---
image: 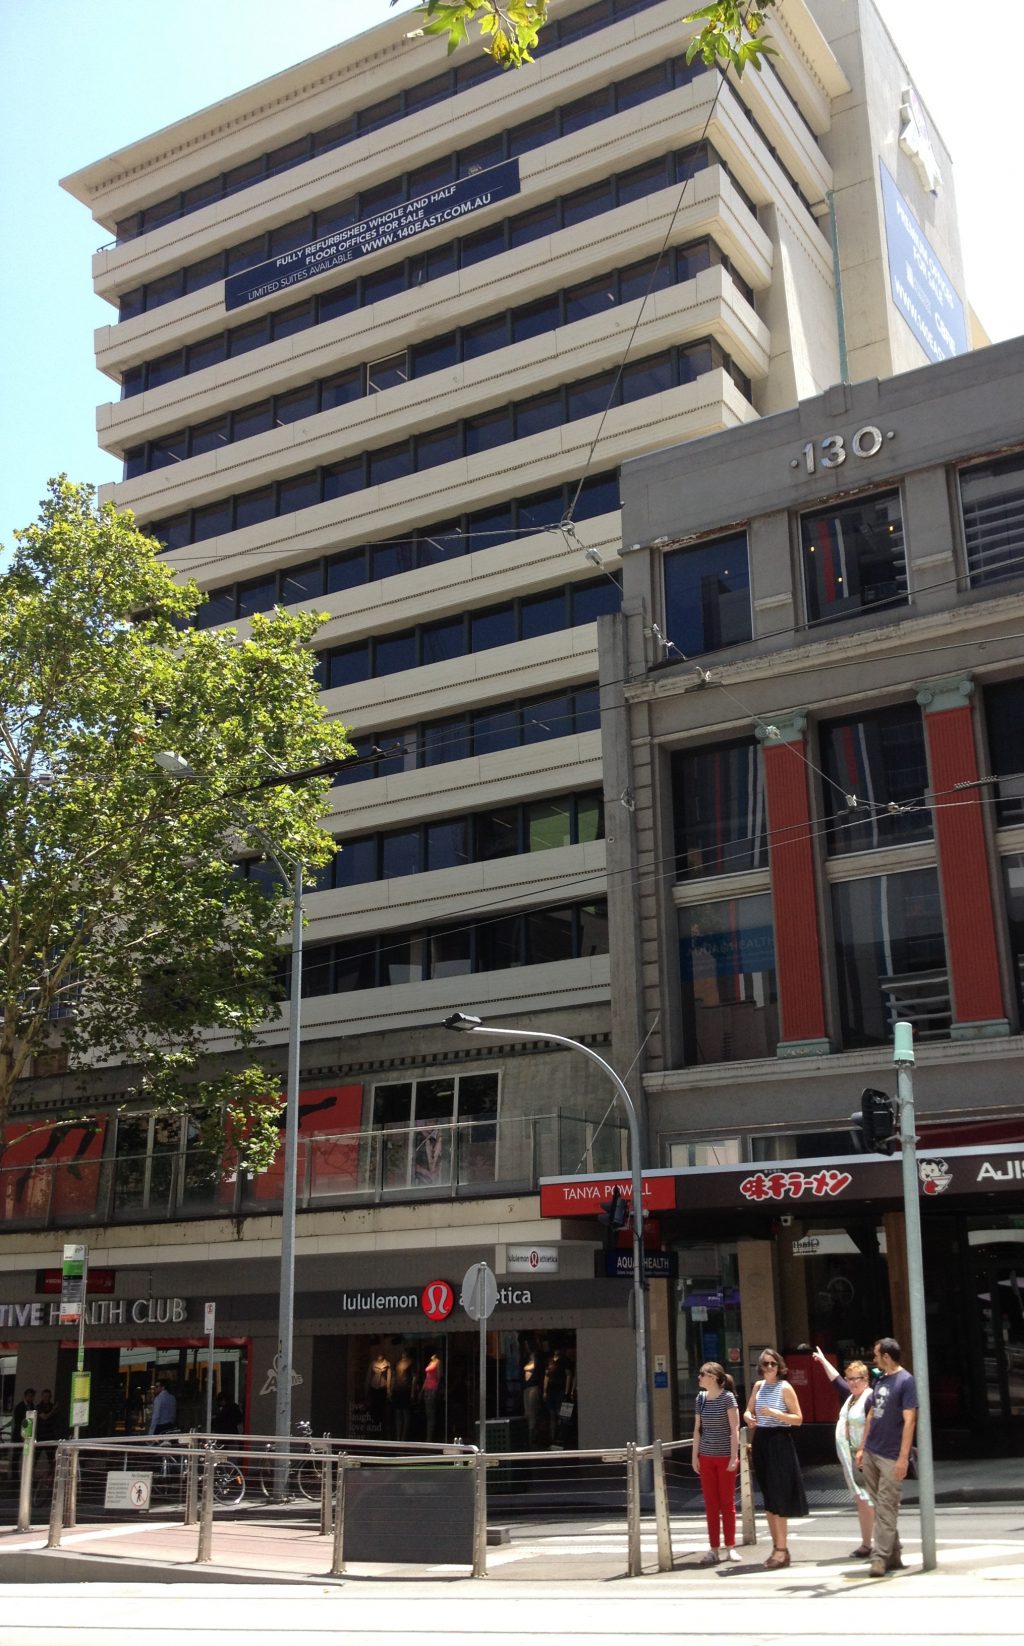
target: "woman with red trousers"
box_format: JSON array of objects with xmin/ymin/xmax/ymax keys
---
[{"xmin": 691, "ymin": 1361, "xmax": 742, "ymax": 1565}]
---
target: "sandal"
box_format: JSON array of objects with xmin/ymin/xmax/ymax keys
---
[{"xmin": 764, "ymin": 1547, "xmax": 791, "ymax": 1568}]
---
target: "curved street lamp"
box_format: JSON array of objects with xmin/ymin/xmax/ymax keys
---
[{"xmin": 445, "ymin": 1013, "xmax": 651, "ymax": 1454}]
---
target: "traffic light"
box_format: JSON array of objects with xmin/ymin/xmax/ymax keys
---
[
  {"xmin": 597, "ymin": 1187, "xmax": 628, "ymax": 1249},
  {"xmin": 857, "ymin": 1088, "xmax": 898, "ymax": 1154}
]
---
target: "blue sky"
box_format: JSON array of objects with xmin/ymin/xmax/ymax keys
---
[{"xmin": 0, "ymin": 0, "xmax": 1017, "ymax": 551}]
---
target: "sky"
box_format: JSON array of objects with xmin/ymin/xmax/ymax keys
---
[{"xmin": 0, "ymin": 0, "xmax": 1018, "ymax": 551}]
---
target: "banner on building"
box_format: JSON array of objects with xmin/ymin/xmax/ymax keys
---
[{"xmin": 225, "ymin": 159, "xmax": 522, "ymax": 311}]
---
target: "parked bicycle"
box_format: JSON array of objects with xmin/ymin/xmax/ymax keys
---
[
  {"xmin": 151, "ymin": 1436, "xmax": 246, "ymax": 1507},
  {"xmin": 256, "ymin": 1420, "xmax": 328, "ymax": 1500}
]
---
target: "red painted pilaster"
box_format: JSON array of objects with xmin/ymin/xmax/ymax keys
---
[
  {"xmin": 918, "ymin": 680, "xmax": 1006, "ymax": 1032},
  {"xmin": 758, "ymin": 716, "xmax": 829, "ymax": 1051}
]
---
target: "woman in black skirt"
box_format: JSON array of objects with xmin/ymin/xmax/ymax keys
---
[{"xmin": 743, "ymin": 1348, "xmax": 807, "ymax": 1568}]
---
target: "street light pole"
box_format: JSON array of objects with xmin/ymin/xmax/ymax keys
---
[
  {"xmin": 445, "ymin": 1014, "xmax": 651, "ymax": 1454},
  {"xmin": 893, "ymin": 1021, "xmax": 937, "ymax": 1570}
]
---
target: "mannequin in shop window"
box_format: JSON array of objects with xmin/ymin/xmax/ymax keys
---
[
  {"xmin": 392, "ymin": 1349, "xmax": 417, "ymax": 1443},
  {"xmin": 421, "ymin": 1351, "xmax": 443, "ymax": 1442},
  {"xmin": 365, "ymin": 1349, "xmax": 393, "ymax": 1435},
  {"xmin": 522, "ymin": 1346, "xmax": 546, "ymax": 1448}
]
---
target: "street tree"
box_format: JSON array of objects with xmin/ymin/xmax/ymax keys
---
[
  {"xmin": 394, "ymin": 1, "xmax": 778, "ymax": 73},
  {"xmin": 0, "ymin": 478, "xmax": 351, "ymax": 1167}
]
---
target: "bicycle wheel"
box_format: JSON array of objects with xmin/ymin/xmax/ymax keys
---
[
  {"xmin": 256, "ymin": 1452, "xmax": 275, "ymax": 1498},
  {"xmin": 213, "ymin": 1460, "xmax": 246, "ymax": 1506},
  {"xmin": 296, "ymin": 1458, "xmax": 322, "ymax": 1501}
]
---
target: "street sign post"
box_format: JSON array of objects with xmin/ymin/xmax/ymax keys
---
[
  {"xmin": 460, "ymin": 1263, "xmax": 498, "ymax": 1450},
  {"xmin": 204, "ymin": 1302, "xmax": 216, "ymax": 1434}
]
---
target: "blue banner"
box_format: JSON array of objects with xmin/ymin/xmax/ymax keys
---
[
  {"xmin": 225, "ymin": 158, "xmax": 522, "ymax": 312},
  {"xmin": 880, "ymin": 162, "xmax": 967, "ymax": 363}
]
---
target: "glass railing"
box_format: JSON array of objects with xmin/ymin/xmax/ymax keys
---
[{"xmin": 0, "ymin": 1112, "xmax": 627, "ymax": 1228}]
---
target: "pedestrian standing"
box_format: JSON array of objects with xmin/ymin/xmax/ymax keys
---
[
  {"xmin": 855, "ymin": 1336, "xmax": 918, "ymax": 1577},
  {"xmin": 148, "ymin": 1377, "xmax": 178, "ymax": 1435},
  {"xmin": 813, "ymin": 1347, "xmax": 875, "ymax": 1557},
  {"xmin": 743, "ymin": 1348, "xmax": 807, "ymax": 1568},
  {"xmin": 691, "ymin": 1362, "xmax": 742, "ymax": 1564}
]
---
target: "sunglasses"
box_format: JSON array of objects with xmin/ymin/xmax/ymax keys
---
[{"xmin": 759, "ymin": 1358, "xmax": 779, "ymax": 1367}]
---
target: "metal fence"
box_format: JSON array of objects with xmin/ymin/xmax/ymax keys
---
[{"xmin": 5, "ymin": 1427, "xmax": 759, "ymax": 1580}]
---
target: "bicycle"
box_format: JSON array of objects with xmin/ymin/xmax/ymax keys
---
[
  {"xmin": 256, "ymin": 1420, "xmax": 328, "ymax": 1500},
  {"xmin": 149, "ymin": 1436, "xmax": 246, "ymax": 1507}
]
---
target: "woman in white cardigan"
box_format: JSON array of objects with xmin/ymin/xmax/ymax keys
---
[{"xmin": 813, "ymin": 1346, "xmax": 875, "ymax": 1558}]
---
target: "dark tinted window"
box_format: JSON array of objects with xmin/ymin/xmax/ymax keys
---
[
  {"xmin": 329, "ymin": 643, "xmax": 370, "ymax": 689},
  {"xmin": 471, "ymin": 604, "xmax": 515, "ymax": 651},
  {"xmin": 819, "ymin": 704, "xmax": 931, "ymax": 855},
  {"xmin": 375, "ymin": 631, "xmax": 417, "ymax": 676},
  {"xmin": 233, "ymin": 488, "xmax": 275, "ymax": 531},
  {"xmin": 237, "ymin": 574, "xmax": 278, "ymax": 617},
  {"xmin": 381, "ymin": 829, "xmax": 422, "ymax": 879},
  {"xmin": 663, "ymin": 531, "xmax": 751, "ymax": 656},
  {"xmin": 801, "ymin": 490, "xmax": 907, "ymax": 623},
  {"xmin": 278, "ymin": 471, "xmax": 321, "ymax": 514},
  {"xmin": 515, "ymin": 391, "xmax": 562, "ymax": 441},
  {"xmin": 474, "ymin": 706, "xmax": 519, "ymax": 755},
  {"xmin": 274, "ymin": 385, "xmax": 319, "ymax": 425},
  {"xmin": 231, "ymin": 401, "xmax": 274, "ymax": 442},
  {"xmin": 672, "ymin": 740, "xmax": 767, "ymax": 879}
]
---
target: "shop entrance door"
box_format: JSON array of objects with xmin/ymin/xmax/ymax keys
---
[{"xmin": 973, "ymin": 1259, "xmax": 1024, "ymax": 1426}]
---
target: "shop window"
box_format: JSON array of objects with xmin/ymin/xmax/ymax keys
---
[
  {"xmin": 960, "ymin": 449, "xmax": 1024, "ymax": 586},
  {"xmin": 672, "ymin": 739, "xmax": 766, "ymax": 879},
  {"xmin": 819, "ymin": 703, "xmax": 931, "ymax": 855},
  {"xmin": 831, "ymin": 868, "xmax": 950, "ymax": 1048},
  {"xmin": 984, "ymin": 678, "xmax": 1024, "ymax": 825},
  {"xmin": 663, "ymin": 530, "xmax": 752, "ymax": 657},
  {"xmin": 801, "ymin": 490, "xmax": 908, "ymax": 623},
  {"xmin": 679, "ymin": 893, "xmax": 779, "ymax": 1063}
]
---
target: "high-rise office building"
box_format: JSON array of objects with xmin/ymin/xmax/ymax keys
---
[{"xmin": 1, "ymin": 0, "xmax": 974, "ymax": 1447}]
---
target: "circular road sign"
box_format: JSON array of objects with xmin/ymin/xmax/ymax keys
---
[{"xmin": 460, "ymin": 1262, "xmax": 498, "ymax": 1322}]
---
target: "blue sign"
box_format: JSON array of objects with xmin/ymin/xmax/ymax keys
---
[
  {"xmin": 880, "ymin": 162, "xmax": 967, "ymax": 363},
  {"xmin": 654, "ymin": 1370, "xmax": 669, "ymax": 1389},
  {"xmin": 679, "ymin": 924, "xmax": 774, "ymax": 981},
  {"xmin": 225, "ymin": 158, "xmax": 522, "ymax": 311},
  {"xmin": 603, "ymin": 1251, "xmax": 679, "ymax": 1280}
]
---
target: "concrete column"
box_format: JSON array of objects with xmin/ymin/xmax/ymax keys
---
[
  {"xmin": 917, "ymin": 676, "xmax": 1009, "ymax": 1040},
  {"xmin": 737, "ymin": 1239, "xmax": 778, "ymax": 1384},
  {"xmin": 756, "ymin": 712, "xmax": 830, "ymax": 1057}
]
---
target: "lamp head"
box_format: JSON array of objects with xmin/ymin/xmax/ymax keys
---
[
  {"xmin": 154, "ymin": 750, "xmax": 197, "ymax": 779},
  {"xmin": 444, "ymin": 1012, "xmax": 483, "ymax": 1032}
]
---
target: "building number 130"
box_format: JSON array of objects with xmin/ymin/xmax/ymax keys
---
[{"xmin": 798, "ymin": 425, "xmax": 887, "ymax": 473}]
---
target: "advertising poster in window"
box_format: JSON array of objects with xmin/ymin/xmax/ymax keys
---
[
  {"xmin": 246, "ymin": 1084, "xmax": 364, "ymax": 1203},
  {"xmin": 0, "ymin": 1119, "xmax": 108, "ymax": 1223}
]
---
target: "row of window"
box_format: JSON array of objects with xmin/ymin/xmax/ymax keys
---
[
  {"xmin": 334, "ymin": 686, "xmax": 601, "ymax": 786},
  {"xmin": 113, "ymin": 0, "xmax": 666, "ymax": 243},
  {"xmin": 672, "ymin": 701, "xmax": 931, "ymax": 882},
  {"xmin": 124, "ymin": 238, "xmax": 748, "ymax": 477},
  {"xmin": 312, "ymin": 577, "xmax": 620, "ymax": 692},
  {"xmin": 192, "ymin": 473, "xmax": 618, "ymax": 628},
  {"xmin": 121, "ymin": 138, "xmax": 735, "ymax": 397},
  {"xmin": 148, "ymin": 340, "xmax": 741, "ymax": 550},
  {"xmin": 293, "ymin": 898, "xmax": 609, "ymax": 998},
  {"xmin": 117, "ymin": 55, "xmax": 712, "ymax": 324},
  {"xmin": 660, "ymin": 450, "xmax": 1024, "ymax": 658},
  {"xmin": 676, "ymin": 676, "xmax": 1024, "ymax": 887},
  {"xmin": 243, "ymin": 791, "xmax": 604, "ymax": 895},
  {"xmin": 678, "ymin": 867, "xmax": 951, "ymax": 1059}
]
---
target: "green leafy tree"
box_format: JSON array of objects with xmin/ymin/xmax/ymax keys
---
[
  {"xmin": 0, "ymin": 479, "xmax": 351, "ymax": 1167},
  {"xmin": 394, "ymin": 0, "xmax": 778, "ymax": 74}
]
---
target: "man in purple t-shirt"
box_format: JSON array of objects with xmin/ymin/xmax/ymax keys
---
[{"xmin": 855, "ymin": 1337, "xmax": 918, "ymax": 1577}]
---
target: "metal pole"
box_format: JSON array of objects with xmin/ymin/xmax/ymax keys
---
[
  {"xmin": 625, "ymin": 1441, "xmax": 642, "ymax": 1576},
  {"xmin": 196, "ymin": 1448, "xmax": 215, "ymax": 1564},
  {"xmin": 204, "ymin": 1313, "xmax": 215, "ymax": 1439},
  {"xmin": 66, "ymin": 1440, "xmax": 79, "ymax": 1528},
  {"xmin": 329, "ymin": 1455, "xmax": 348, "ymax": 1575},
  {"xmin": 184, "ymin": 1442, "xmax": 199, "ymax": 1526},
  {"xmin": 274, "ymin": 855, "xmax": 304, "ymax": 1489},
  {"xmin": 447, "ymin": 1023, "xmax": 650, "ymax": 1455},
  {"xmin": 477, "ymin": 1263, "xmax": 487, "ymax": 1452},
  {"xmin": 893, "ymin": 1021, "xmax": 936, "ymax": 1571},
  {"xmin": 16, "ymin": 1418, "xmax": 35, "ymax": 1532},
  {"xmin": 320, "ymin": 1451, "xmax": 334, "ymax": 1538},
  {"xmin": 46, "ymin": 1444, "xmax": 68, "ymax": 1549},
  {"xmin": 471, "ymin": 1450, "xmax": 488, "ymax": 1578},
  {"xmin": 651, "ymin": 1438, "xmax": 673, "ymax": 1571},
  {"xmin": 739, "ymin": 1431, "xmax": 756, "ymax": 1546}
]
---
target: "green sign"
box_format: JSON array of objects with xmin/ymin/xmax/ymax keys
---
[{"xmin": 71, "ymin": 1369, "xmax": 91, "ymax": 1428}]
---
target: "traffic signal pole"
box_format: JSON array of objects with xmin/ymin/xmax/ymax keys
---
[{"xmin": 893, "ymin": 1022, "xmax": 936, "ymax": 1571}]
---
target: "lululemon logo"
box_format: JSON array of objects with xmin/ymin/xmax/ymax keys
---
[{"xmin": 421, "ymin": 1280, "xmax": 454, "ymax": 1321}]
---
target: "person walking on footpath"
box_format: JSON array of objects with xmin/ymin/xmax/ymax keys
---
[
  {"xmin": 691, "ymin": 1361, "xmax": 742, "ymax": 1564},
  {"xmin": 812, "ymin": 1346, "xmax": 875, "ymax": 1557},
  {"xmin": 855, "ymin": 1336, "xmax": 918, "ymax": 1578},
  {"xmin": 148, "ymin": 1377, "xmax": 178, "ymax": 1435},
  {"xmin": 743, "ymin": 1348, "xmax": 807, "ymax": 1568}
]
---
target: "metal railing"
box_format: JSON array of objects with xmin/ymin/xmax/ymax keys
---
[
  {"xmin": 0, "ymin": 1112, "xmax": 627, "ymax": 1229},
  {"xmin": 12, "ymin": 1427, "xmax": 758, "ymax": 1581}
]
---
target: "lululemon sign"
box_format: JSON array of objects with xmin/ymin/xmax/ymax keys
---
[{"xmin": 421, "ymin": 1280, "xmax": 454, "ymax": 1321}]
